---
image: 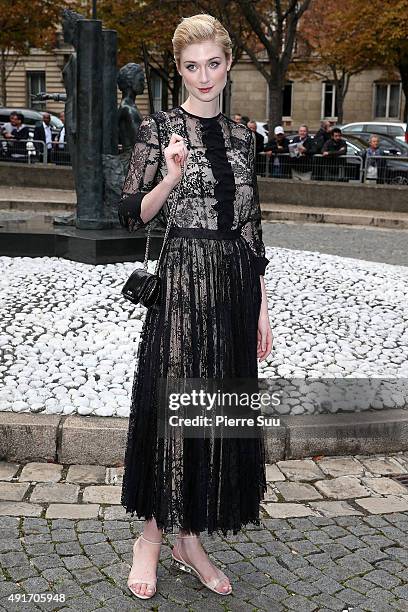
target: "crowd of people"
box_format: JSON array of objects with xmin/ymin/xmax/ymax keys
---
[
  {"xmin": 1, "ymin": 109, "xmax": 391, "ymax": 184},
  {"xmin": 233, "ymin": 113, "xmax": 352, "ymax": 181},
  {"xmin": 0, "ymin": 110, "xmax": 69, "ymax": 164}
]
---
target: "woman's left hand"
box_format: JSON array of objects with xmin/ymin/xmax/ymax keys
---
[{"xmin": 257, "ymin": 313, "xmax": 273, "ymax": 361}]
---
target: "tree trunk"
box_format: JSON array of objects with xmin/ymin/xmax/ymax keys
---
[
  {"xmin": 0, "ymin": 49, "xmax": 7, "ymax": 106},
  {"xmin": 161, "ymin": 54, "xmax": 169, "ymax": 110},
  {"xmin": 398, "ymin": 55, "xmax": 408, "ymax": 123},
  {"xmin": 224, "ymin": 70, "xmax": 232, "ymax": 117},
  {"xmin": 268, "ymin": 78, "xmax": 284, "ymax": 133},
  {"xmin": 172, "ymin": 69, "xmax": 181, "ymax": 108},
  {"xmin": 337, "ymin": 92, "xmax": 344, "ymax": 124}
]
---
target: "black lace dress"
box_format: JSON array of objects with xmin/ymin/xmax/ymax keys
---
[{"xmin": 118, "ymin": 105, "xmax": 270, "ymax": 536}]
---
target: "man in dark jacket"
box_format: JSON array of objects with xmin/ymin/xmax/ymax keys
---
[
  {"xmin": 2, "ymin": 112, "xmax": 30, "ymax": 162},
  {"xmin": 312, "ymin": 120, "xmax": 332, "ymax": 180},
  {"xmin": 290, "ymin": 125, "xmax": 314, "ymax": 180},
  {"xmin": 314, "ymin": 120, "xmax": 332, "ymax": 153},
  {"xmin": 265, "ymin": 126, "xmax": 290, "ymax": 177},
  {"xmin": 248, "ymin": 120, "xmax": 265, "ymax": 175},
  {"xmin": 321, "ymin": 127, "xmax": 347, "ymax": 181},
  {"xmin": 33, "ymin": 112, "xmax": 53, "ymax": 162}
]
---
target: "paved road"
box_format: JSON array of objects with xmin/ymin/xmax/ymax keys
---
[
  {"xmin": 1, "ymin": 455, "xmax": 408, "ymax": 611},
  {"xmin": 262, "ymin": 221, "xmax": 408, "ymax": 267},
  {"xmin": 1, "ymin": 513, "xmax": 408, "ymax": 611}
]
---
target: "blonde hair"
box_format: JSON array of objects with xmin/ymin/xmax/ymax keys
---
[{"xmin": 172, "ymin": 14, "xmax": 232, "ymax": 70}]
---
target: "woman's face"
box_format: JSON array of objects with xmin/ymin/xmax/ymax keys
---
[{"xmin": 178, "ymin": 40, "xmax": 231, "ymax": 103}]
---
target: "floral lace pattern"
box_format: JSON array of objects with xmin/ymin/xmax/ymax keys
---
[{"xmin": 117, "ymin": 106, "xmax": 269, "ymax": 276}]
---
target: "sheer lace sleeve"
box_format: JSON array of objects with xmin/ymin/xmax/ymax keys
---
[
  {"xmin": 240, "ymin": 130, "xmax": 270, "ymax": 276},
  {"xmin": 117, "ymin": 115, "xmax": 161, "ymax": 232}
]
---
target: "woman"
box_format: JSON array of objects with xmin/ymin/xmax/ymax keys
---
[
  {"xmin": 363, "ymin": 134, "xmax": 386, "ymax": 184},
  {"xmin": 118, "ymin": 13, "xmax": 273, "ymax": 600}
]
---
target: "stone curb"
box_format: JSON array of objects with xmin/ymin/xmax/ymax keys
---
[
  {"xmin": 0, "ymin": 410, "xmax": 407, "ymax": 465},
  {"xmin": 257, "ymin": 177, "xmax": 408, "ymax": 212},
  {"xmin": 261, "ymin": 203, "xmax": 408, "ymax": 229},
  {"xmin": 0, "ymin": 200, "xmax": 74, "ymax": 211}
]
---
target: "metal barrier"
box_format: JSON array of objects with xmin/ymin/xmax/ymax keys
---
[
  {"xmin": 51, "ymin": 142, "xmax": 71, "ymax": 166},
  {"xmin": 363, "ymin": 154, "xmax": 408, "ymax": 186},
  {"xmin": 2, "ymin": 137, "xmax": 406, "ymax": 186},
  {"xmin": 256, "ymin": 153, "xmax": 364, "ymax": 183},
  {"xmin": 0, "ymin": 138, "xmax": 71, "ymax": 166},
  {"xmin": 0, "ymin": 138, "xmax": 48, "ymax": 164}
]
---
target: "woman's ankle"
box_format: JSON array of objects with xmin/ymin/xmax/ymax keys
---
[
  {"xmin": 142, "ymin": 518, "xmax": 163, "ymax": 542},
  {"xmin": 177, "ymin": 529, "xmax": 200, "ymax": 539}
]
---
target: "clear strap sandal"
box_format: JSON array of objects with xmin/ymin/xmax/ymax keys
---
[
  {"xmin": 127, "ymin": 533, "xmax": 162, "ymax": 599},
  {"xmin": 171, "ymin": 534, "xmax": 232, "ymax": 596}
]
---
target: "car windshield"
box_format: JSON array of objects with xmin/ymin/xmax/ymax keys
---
[
  {"xmin": 345, "ymin": 131, "xmax": 408, "ymax": 154},
  {"xmin": 343, "ymin": 135, "xmax": 367, "ymax": 151}
]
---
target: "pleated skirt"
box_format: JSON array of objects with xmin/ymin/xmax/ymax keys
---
[{"xmin": 120, "ymin": 227, "xmax": 267, "ymax": 535}]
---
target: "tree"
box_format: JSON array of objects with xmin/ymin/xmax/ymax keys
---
[
  {"xmin": 95, "ymin": 0, "xmax": 182, "ymax": 109},
  {"xmin": 0, "ymin": 0, "xmax": 70, "ymax": 106},
  {"xmin": 363, "ymin": 0, "xmax": 408, "ymax": 122},
  {"xmin": 293, "ymin": 0, "xmax": 374, "ymax": 124}
]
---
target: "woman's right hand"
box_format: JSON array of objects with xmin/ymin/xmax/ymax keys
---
[{"xmin": 164, "ymin": 132, "xmax": 189, "ymax": 185}]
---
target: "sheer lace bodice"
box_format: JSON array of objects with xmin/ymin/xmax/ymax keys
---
[{"xmin": 118, "ymin": 106, "xmax": 269, "ymax": 276}]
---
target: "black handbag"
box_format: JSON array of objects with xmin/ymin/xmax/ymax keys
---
[{"xmin": 121, "ymin": 113, "xmax": 185, "ymax": 310}]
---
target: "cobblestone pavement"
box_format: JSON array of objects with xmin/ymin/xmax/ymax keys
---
[
  {"xmin": 1, "ymin": 453, "xmax": 408, "ymax": 611},
  {"xmin": 262, "ymin": 221, "xmax": 408, "ymax": 267}
]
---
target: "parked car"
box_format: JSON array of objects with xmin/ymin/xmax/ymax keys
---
[
  {"xmin": 341, "ymin": 121, "xmax": 407, "ymax": 144},
  {"xmin": 342, "ymin": 131, "xmax": 408, "ymax": 156},
  {"xmin": 344, "ymin": 134, "xmax": 408, "ymax": 184}
]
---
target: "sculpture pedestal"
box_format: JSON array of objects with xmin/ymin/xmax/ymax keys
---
[{"xmin": 0, "ymin": 214, "xmax": 163, "ymax": 264}]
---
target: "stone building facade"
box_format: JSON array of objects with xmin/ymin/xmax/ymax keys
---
[
  {"xmin": 229, "ymin": 56, "xmax": 406, "ymax": 130},
  {"xmin": 2, "ymin": 47, "xmax": 406, "ymax": 132}
]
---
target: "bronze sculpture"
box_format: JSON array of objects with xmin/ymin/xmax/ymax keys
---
[{"xmin": 117, "ymin": 63, "xmax": 145, "ymax": 156}]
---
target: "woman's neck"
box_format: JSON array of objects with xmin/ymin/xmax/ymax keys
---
[{"xmin": 180, "ymin": 96, "xmax": 221, "ymax": 118}]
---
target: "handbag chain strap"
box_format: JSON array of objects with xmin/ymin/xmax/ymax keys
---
[{"xmin": 143, "ymin": 112, "xmax": 185, "ymax": 274}]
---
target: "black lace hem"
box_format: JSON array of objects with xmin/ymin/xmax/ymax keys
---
[
  {"xmin": 122, "ymin": 507, "xmax": 267, "ymax": 537},
  {"xmin": 200, "ymin": 117, "xmax": 236, "ymax": 231}
]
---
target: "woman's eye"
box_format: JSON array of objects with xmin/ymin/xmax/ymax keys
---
[{"xmin": 186, "ymin": 62, "xmax": 220, "ymax": 71}]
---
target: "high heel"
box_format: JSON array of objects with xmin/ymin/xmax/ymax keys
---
[
  {"xmin": 171, "ymin": 534, "xmax": 232, "ymax": 596},
  {"xmin": 127, "ymin": 533, "xmax": 161, "ymax": 599}
]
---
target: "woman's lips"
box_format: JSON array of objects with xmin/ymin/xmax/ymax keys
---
[{"xmin": 198, "ymin": 86, "xmax": 213, "ymax": 93}]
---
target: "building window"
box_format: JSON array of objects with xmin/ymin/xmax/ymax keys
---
[
  {"xmin": 321, "ymin": 82, "xmax": 338, "ymax": 119},
  {"xmin": 374, "ymin": 83, "xmax": 401, "ymax": 118},
  {"xmin": 151, "ymin": 72, "xmax": 162, "ymax": 112},
  {"xmin": 27, "ymin": 72, "xmax": 46, "ymax": 110}
]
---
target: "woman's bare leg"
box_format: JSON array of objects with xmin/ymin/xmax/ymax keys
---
[
  {"xmin": 173, "ymin": 529, "xmax": 231, "ymax": 594},
  {"xmin": 128, "ymin": 518, "xmax": 163, "ymax": 597}
]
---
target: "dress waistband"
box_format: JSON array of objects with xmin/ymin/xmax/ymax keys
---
[{"xmin": 168, "ymin": 227, "xmax": 241, "ymax": 240}]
